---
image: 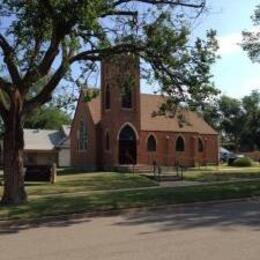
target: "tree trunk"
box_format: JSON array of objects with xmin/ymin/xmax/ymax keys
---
[{"xmin": 1, "ymin": 98, "xmax": 27, "ymax": 205}]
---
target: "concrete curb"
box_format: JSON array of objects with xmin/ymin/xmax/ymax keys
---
[{"xmin": 0, "ymin": 196, "xmax": 258, "ymax": 228}]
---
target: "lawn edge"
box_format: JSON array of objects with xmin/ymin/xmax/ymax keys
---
[{"xmin": 0, "ymin": 196, "xmax": 258, "ymax": 228}]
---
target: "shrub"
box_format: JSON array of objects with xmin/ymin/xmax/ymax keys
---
[
  {"xmin": 228, "ymin": 157, "xmax": 237, "ymax": 166},
  {"xmin": 232, "ymin": 157, "xmax": 253, "ymax": 167}
]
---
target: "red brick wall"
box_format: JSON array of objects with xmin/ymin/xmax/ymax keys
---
[
  {"xmin": 100, "ymin": 54, "xmax": 141, "ymax": 168},
  {"xmin": 138, "ymin": 131, "xmax": 218, "ymax": 167},
  {"xmin": 70, "ymin": 93, "xmax": 97, "ymax": 170}
]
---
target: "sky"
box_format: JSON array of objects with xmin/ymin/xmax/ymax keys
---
[{"xmin": 192, "ymin": 0, "xmax": 260, "ymax": 98}]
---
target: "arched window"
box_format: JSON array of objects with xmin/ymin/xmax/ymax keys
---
[
  {"xmin": 147, "ymin": 135, "xmax": 156, "ymax": 152},
  {"xmin": 121, "ymin": 83, "xmax": 132, "ymax": 108},
  {"xmin": 105, "ymin": 84, "xmax": 111, "ymax": 109},
  {"xmin": 105, "ymin": 132, "xmax": 110, "ymax": 151},
  {"xmin": 198, "ymin": 138, "xmax": 204, "ymax": 152},
  {"xmin": 176, "ymin": 136, "xmax": 185, "ymax": 152},
  {"xmin": 79, "ymin": 120, "xmax": 88, "ymax": 150}
]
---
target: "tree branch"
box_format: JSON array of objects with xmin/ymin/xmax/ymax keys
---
[
  {"xmin": 23, "ymin": 62, "xmax": 67, "ymax": 114},
  {"xmin": 113, "ymin": 0, "xmax": 205, "ymax": 9},
  {"xmin": 70, "ymin": 43, "xmax": 145, "ymax": 63},
  {"xmin": 101, "ymin": 10, "xmax": 138, "ymax": 18},
  {"xmin": 23, "ymin": 3, "xmax": 76, "ymax": 86},
  {"xmin": 0, "ymin": 77, "xmax": 12, "ymax": 95},
  {"xmin": 23, "ymin": 31, "xmax": 61, "ymax": 84},
  {"xmin": 0, "ymin": 34, "xmax": 21, "ymax": 85}
]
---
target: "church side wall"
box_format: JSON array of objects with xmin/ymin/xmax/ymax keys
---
[
  {"xmin": 70, "ymin": 94, "xmax": 97, "ymax": 170},
  {"xmin": 139, "ymin": 131, "xmax": 219, "ymax": 167}
]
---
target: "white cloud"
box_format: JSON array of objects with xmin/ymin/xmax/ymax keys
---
[
  {"xmin": 217, "ymin": 27, "xmax": 260, "ymax": 57},
  {"xmin": 217, "ymin": 33, "xmax": 242, "ymax": 56},
  {"xmin": 220, "ymin": 78, "xmax": 260, "ymax": 99},
  {"xmin": 242, "ymin": 78, "xmax": 260, "ymax": 92}
]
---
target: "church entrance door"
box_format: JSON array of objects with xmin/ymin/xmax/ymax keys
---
[{"xmin": 118, "ymin": 125, "xmax": 137, "ymax": 165}]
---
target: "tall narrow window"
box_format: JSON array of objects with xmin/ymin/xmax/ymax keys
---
[
  {"xmin": 105, "ymin": 132, "xmax": 110, "ymax": 151},
  {"xmin": 147, "ymin": 135, "xmax": 156, "ymax": 152},
  {"xmin": 176, "ymin": 136, "xmax": 185, "ymax": 152},
  {"xmin": 79, "ymin": 120, "xmax": 88, "ymax": 150},
  {"xmin": 198, "ymin": 138, "xmax": 204, "ymax": 152},
  {"xmin": 121, "ymin": 83, "xmax": 132, "ymax": 108},
  {"xmin": 105, "ymin": 84, "xmax": 111, "ymax": 110}
]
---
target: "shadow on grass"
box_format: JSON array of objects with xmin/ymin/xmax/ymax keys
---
[
  {"xmin": 2, "ymin": 181, "xmax": 260, "ymax": 234},
  {"xmin": 57, "ymin": 168, "xmax": 100, "ymax": 176},
  {"xmin": 114, "ymin": 199, "xmax": 260, "ymax": 234},
  {"xmin": 0, "ymin": 215, "xmax": 92, "ymax": 235}
]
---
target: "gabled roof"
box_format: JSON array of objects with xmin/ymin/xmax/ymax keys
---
[
  {"xmin": 61, "ymin": 125, "xmax": 71, "ymax": 137},
  {"xmin": 140, "ymin": 94, "xmax": 217, "ymax": 135},
  {"xmin": 24, "ymin": 126, "xmax": 72, "ymax": 151},
  {"xmin": 88, "ymin": 94, "xmax": 101, "ymax": 125},
  {"xmin": 85, "ymin": 92, "xmax": 217, "ymax": 135},
  {"xmin": 80, "ymin": 88, "xmax": 101, "ymax": 125},
  {"xmin": 24, "ymin": 129, "xmax": 64, "ymax": 151}
]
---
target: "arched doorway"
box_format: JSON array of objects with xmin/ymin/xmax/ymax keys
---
[{"xmin": 118, "ymin": 125, "xmax": 137, "ymax": 165}]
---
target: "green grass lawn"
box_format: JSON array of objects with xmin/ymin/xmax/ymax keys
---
[
  {"xmin": 1, "ymin": 167, "xmax": 260, "ymax": 221},
  {"xmin": 1, "ymin": 180, "xmax": 260, "ymax": 220},
  {"xmin": 183, "ymin": 165, "xmax": 260, "ymax": 182},
  {"xmin": 0, "ymin": 171, "xmax": 158, "ymax": 197}
]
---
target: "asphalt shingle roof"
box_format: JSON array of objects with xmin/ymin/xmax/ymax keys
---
[
  {"xmin": 85, "ymin": 92, "xmax": 218, "ymax": 135},
  {"xmin": 24, "ymin": 129, "xmax": 64, "ymax": 151}
]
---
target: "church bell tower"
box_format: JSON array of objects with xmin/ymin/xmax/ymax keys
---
[{"xmin": 100, "ymin": 54, "xmax": 141, "ymax": 167}]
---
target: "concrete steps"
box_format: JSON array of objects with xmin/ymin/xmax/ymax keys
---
[{"xmin": 115, "ymin": 164, "xmax": 184, "ymax": 182}]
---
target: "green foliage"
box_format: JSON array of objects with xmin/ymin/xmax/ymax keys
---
[
  {"xmin": 2, "ymin": 179, "xmax": 260, "ymax": 220},
  {"xmin": 83, "ymin": 88, "xmax": 99, "ymax": 103},
  {"xmin": 201, "ymin": 90, "xmax": 260, "ymax": 152},
  {"xmin": 24, "ymin": 106, "xmax": 71, "ymax": 130},
  {"xmin": 242, "ymin": 4, "xmax": 260, "ymax": 62},
  {"xmin": 232, "ymin": 157, "xmax": 253, "ymax": 167},
  {"xmin": 240, "ymin": 90, "xmax": 260, "ymax": 150},
  {"xmin": 0, "ymin": 0, "xmax": 217, "ymax": 111}
]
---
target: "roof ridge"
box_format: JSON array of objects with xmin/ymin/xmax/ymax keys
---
[{"xmin": 82, "ymin": 90, "xmax": 217, "ymax": 135}]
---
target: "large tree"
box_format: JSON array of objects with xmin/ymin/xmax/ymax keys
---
[{"xmin": 0, "ymin": 0, "xmax": 218, "ymax": 205}]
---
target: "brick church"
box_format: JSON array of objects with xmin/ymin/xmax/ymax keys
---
[{"xmin": 71, "ymin": 55, "xmax": 219, "ymax": 170}]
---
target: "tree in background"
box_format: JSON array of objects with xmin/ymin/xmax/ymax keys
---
[
  {"xmin": 242, "ymin": 4, "xmax": 260, "ymax": 63},
  {"xmin": 24, "ymin": 105, "xmax": 71, "ymax": 130},
  {"xmin": 218, "ymin": 95, "xmax": 245, "ymax": 152},
  {"xmin": 0, "ymin": 104, "xmax": 72, "ymax": 135},
  {"xmin": 240, "ymin": 91, "xmax": 260, "ymax": 151},
  {"xmin": 0, "ymin": 0, "xmax": 219, "ymax": 205},
  {"xmin": 202, "ymin": 91, "xmax": 260, "ymax": 152},
  {"xmin": 241, "ymin": 3, "xmax": 260, "ymax": 151}
]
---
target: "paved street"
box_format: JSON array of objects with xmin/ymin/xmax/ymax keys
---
[{"xmin": 1, "ymin": 199, "xmax": 260, "ymax": 260}]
